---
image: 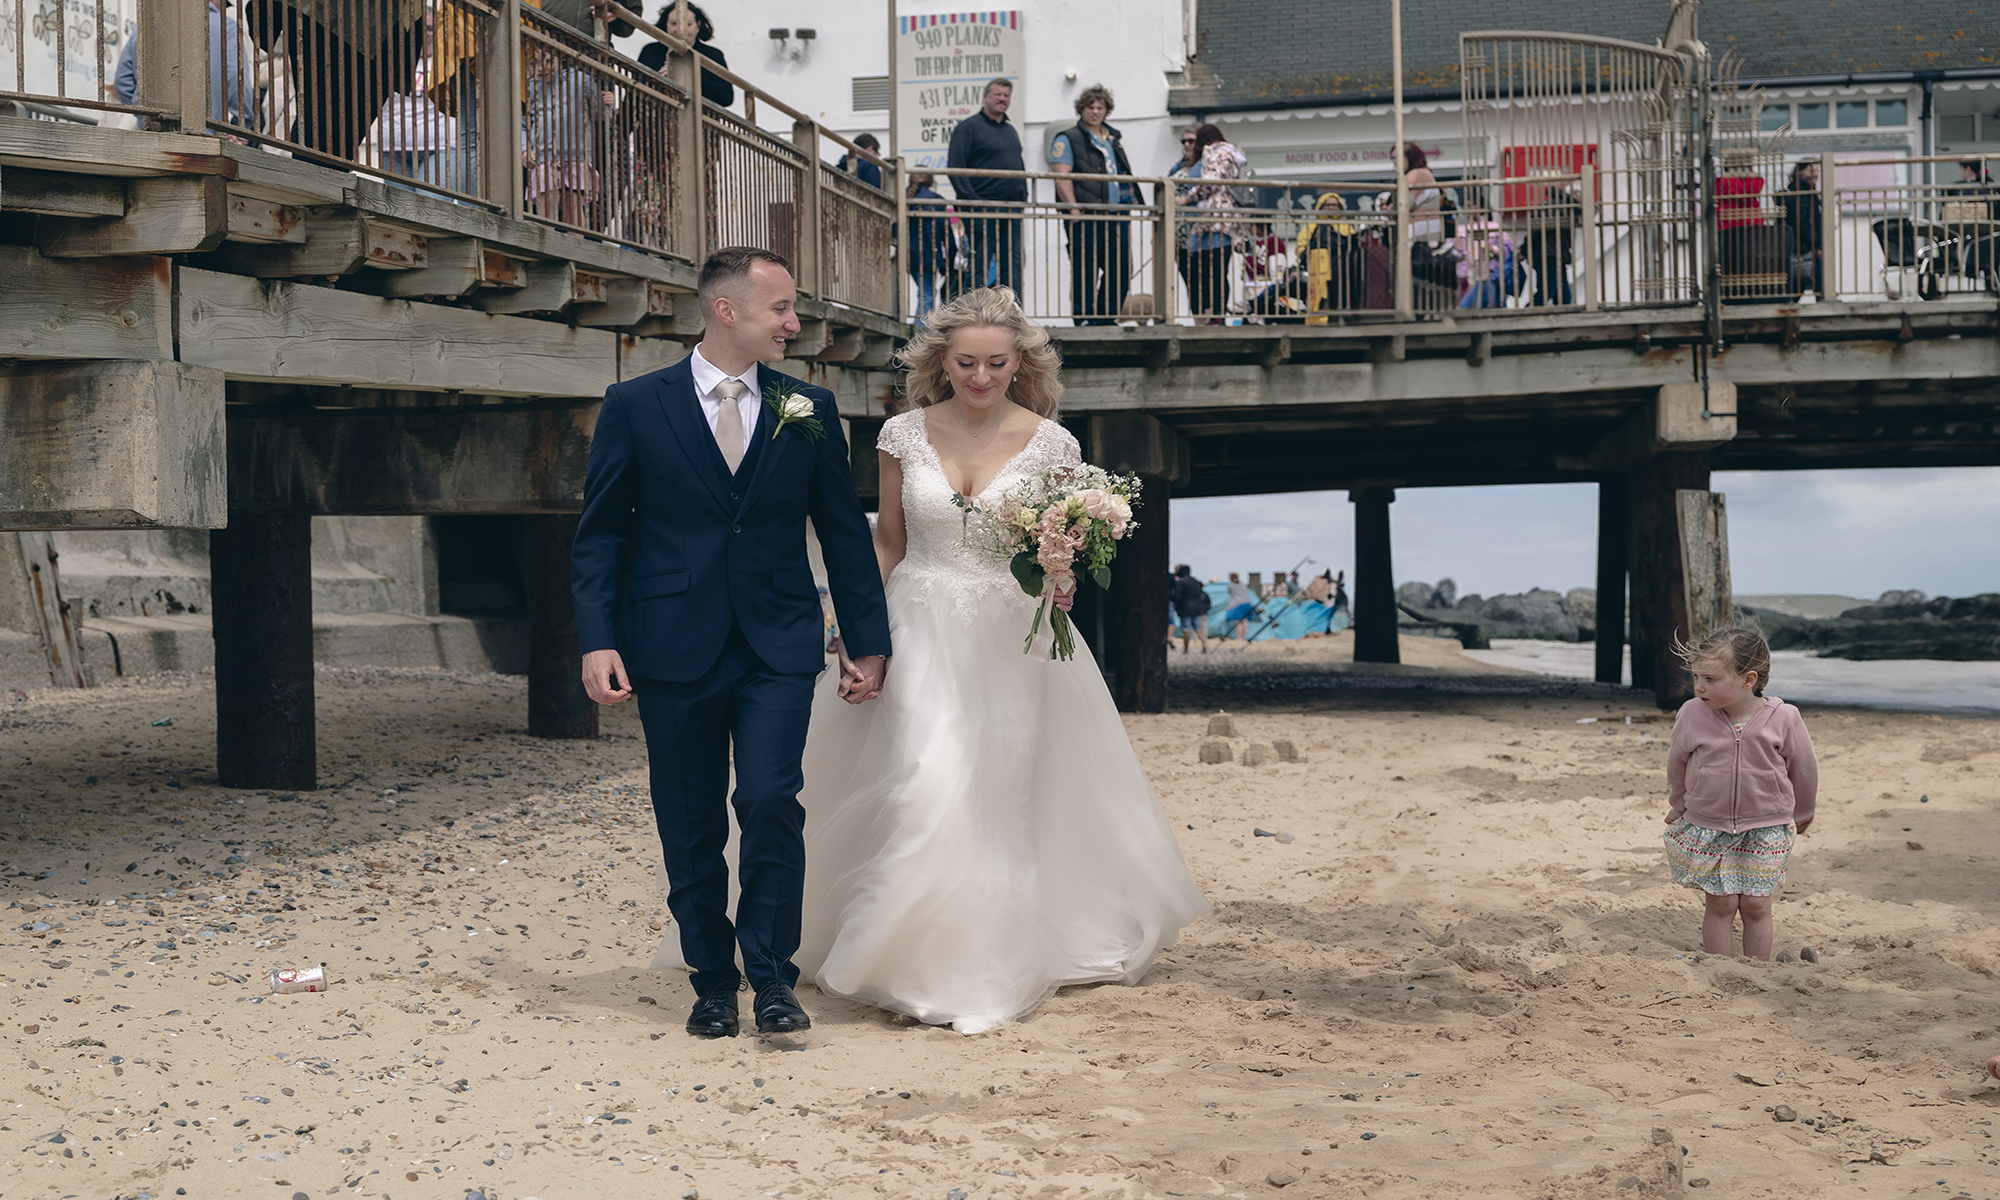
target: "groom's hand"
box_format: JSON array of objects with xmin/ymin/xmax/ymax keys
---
[
  {"xmin": 581, "ymin": 649, "xmax": 634, "ymax": 704},
  {"xmin": 843, "ymin": 655, "xmax": 886, "ymax": 705}
]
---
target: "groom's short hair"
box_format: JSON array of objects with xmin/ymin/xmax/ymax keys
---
[{"xmin": 699, "ymin": 246, "xmax": 794, "ymax": 317}]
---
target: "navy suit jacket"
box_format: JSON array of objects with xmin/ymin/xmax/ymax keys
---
[{"xmin": 571, "ymin": 357, "xmax": 891, "ymax": 683}]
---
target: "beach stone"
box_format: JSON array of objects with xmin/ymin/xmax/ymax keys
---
[
  {"xmin": 1800, "ymin": 946, "xmax": 1820, "ymax": 964},
  {"xmin": 1775, "ymin": 950, "xmax": 1797, "ymax": 963},
  {"xmin": 1267, "ymin": 1166, "xmax": 1302, "ymax": 1188},
  {"xmin": 1772, "ymin": 1105, "xmax": 1797, "ymax": 1122},
  {"xmin": 1242, "ymin": 743, "xmax": 1274, "ymax": 767},
  {"xmin": 1198, "ymin": 739, "xmax": 1233, "ymax": 764},
  {"xmin": 1688, "ymin": 1179, "xmax": 1710, "ymax": 1189},
  {"xmin": 1906, "ymin": 841, "xmax": 1924, "ymax": 850},
  {"xmin": 1206, "ymin": 712, "xmax": 1237, "ymax": 737},
  {"xmin": 1271, "ymin": 739, "xmax": 1301, "ymax": 762}
]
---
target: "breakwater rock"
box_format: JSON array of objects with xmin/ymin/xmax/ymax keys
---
[
  {"xmin": 1396, "ymin": 579, "xmax": 1603, "ymax": 646},
  {"xmin": 1746, "ymin": 593, "xmax": 2000, "ymax": 661}
]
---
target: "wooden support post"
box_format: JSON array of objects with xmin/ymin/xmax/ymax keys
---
[
  {"xmin": 1155, "ymin": 183, "xmax": 1177, "ymax": 322},
  {"xmin": 1579, "ymin": 163, "xmax": 1599, "ymax": 312},
  {"xmin": 35, "ymin": 176, "xmax": 229, "ymax": 257},
  {"xmin": 1819, "ymin": 152, "xmax": 1837, "ymax": 301},
  {"xmin": 672, "ymin": 36, "xmax": 708, "ymax": 258},
  {"xmin": 138, "ymin": 0, "xmax": 210, "ymax": 132},
  {"xmin": 211, "ymin": 513, "xmax": 316, "ymax": 790},
  {"xmin": 1626, "ymin": 451, "xmax": 1710, "ymax": 708},
  {"xmin": 483, "ymin": 0, "xmax": 525, "ymax": 218},
  {"xmin": 1105, "ymin": 481, "xmax": 1169, "ymax": 713},
  {"xmin": 524, "ymin": 514, "xmax": 598, "ymax": 739},
  {"xmin": 793, "ymin": 121, "xmax": 823, "ymax": 298},
  {"xmin": 1350, "ymin": 487, "xmax": 1399, "ymax": 664},
  {"xmin": 1676, "ymin": 489, "xmax": 1733, "ymax": 640},
  {"xmin": 1594, "ymin": 477, "xmax": 1627, "ymax": 685}
]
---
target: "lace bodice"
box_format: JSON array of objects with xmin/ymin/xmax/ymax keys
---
[{"xmin": 877, "ymin": 408, "xmax": 1081, "ymax": 619}]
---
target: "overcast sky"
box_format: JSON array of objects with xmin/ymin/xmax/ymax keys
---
[{"xmin": 1168, "ymin": 467, "xmax": 2000, "ymax": 601}]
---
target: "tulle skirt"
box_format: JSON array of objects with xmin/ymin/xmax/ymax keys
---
[{"xmin": 794, "ymin": 569, "xmax": 1211, "ymax": 1033}]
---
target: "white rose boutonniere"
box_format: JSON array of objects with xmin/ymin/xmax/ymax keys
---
[{"xmin": 762, "ymin": 381, "xmax": 826, "ymax": 443}]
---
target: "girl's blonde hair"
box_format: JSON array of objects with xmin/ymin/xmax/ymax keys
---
[
  {"xmin": 896, "ymin": 287, "xmax": 1064, "ymax": 418},
  {"xmin": 1675, "ymin": 621, "xmax": 1773, "ymax": 695}
]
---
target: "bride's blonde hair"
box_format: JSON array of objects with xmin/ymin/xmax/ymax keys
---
[{"xmin": 896, "ymin": 287, "xmax": 1063, "ymax": 418}]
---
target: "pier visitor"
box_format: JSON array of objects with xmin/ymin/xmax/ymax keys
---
[
  {"xmin": 1051, "ymin": 84, "xmax": 1138, "ymax": 326},
  {"xmin": 1175, "ymin": 124, "xmax": 1242, "ymax": 323},
  {"xmin": 948, "ymin": 80, "xmax": 1027, "ymax": 298},
  {"xmin": 636, "ymin": 2, "xmax": 734, "ymax": 109},
  {"xmin": 1171, "ymin": 565, "xmax": 1211, "ymax": 655}
]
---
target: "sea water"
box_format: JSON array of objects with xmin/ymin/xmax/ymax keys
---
[{"xmin": 1463, "ymin": 639, "xmax": 2000, "ymax": 715}]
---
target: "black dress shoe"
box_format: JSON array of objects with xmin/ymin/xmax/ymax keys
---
[
  {"xmin": 753, "ymin": 981, "xmax": 811, "ymax": 1034},
  {"xmin": 686, "ymin": 988, "xmax": 740, "ymax": 1038}
]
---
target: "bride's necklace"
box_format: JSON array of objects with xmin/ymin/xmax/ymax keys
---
[{"xmin": 947, "ymin": 402, "xmax": 1000, "ymax": 440}]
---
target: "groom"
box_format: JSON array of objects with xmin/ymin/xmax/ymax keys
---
[{"xmin": 572, "ymin": 246, "xmax": 891, "ymax": 1038}]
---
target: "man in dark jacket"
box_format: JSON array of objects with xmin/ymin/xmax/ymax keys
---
[
  {"xmin": 1051, "ymin": 84, "xmax": 1137, "ymax": 325},
  {"xmin": 947, "ymin": 79, "xmax": 1025, "ymax": 296},
  {"xmin": 1170, "ymin": 565, "xmax": 1211, "ymax": 655}
]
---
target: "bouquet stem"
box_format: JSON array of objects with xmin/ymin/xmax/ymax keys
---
[{"xmin": 1023, "ymin": 593, "xmax": 1078, "ymax": 661}]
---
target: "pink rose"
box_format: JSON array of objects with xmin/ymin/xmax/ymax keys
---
[{"xmin": 1075, "ymin": 488, "xmax": 1118, "ymax": 522}]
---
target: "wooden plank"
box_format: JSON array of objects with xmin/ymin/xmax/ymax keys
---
[
  {"xmin": 176, "ymin": 267, "xmax": 616, "ymax": 397},
  {"xmin": 481, "ymin": 249, "xmax": 529, "ymax": 290},
  {"xmin": 364, "ymin": 225, "xmax": 429, "ymax": 270},
  {"xmin": 371, "ymin": 238, "xmax": 487, "ymax": 298},
  {"xmin": 624, "ymin": 283, "xmax": 704, "ymax": 339},
  {"xmin": 0, "ymin": 245, "xmax": 174, "ymax": 362},
  {"xmin": 0, "ymin": 360, "xmax": 227, "ymax": 529},
  {"xmin": 573, "ymin": 272, "xmax": 610, "ymax": 305},
  {"xmin": 573, "ymin": 276, "xmax": 650, "ymax": 328},
  {"xmin": 0, "ymin": 168, "xmax": 127, "ymax": 218},
  {"xmin": 468, "ymin": 260, "xmax": 577, "ymax": 314},
  {"xmin": 36, "ymin": 175, "xmax": 229, "ymax": 258},
  {"xmin": 345, "ymin": 175, "xmax": 698, "ymax": 289},
  {"xmin": 1676, "ymin": 490, "xmax": 1733, "ymax": 641},
  {"xmin": 225, "ymin": 193, "xmax": 308, "ymax": 244},
  {"xmin": 204, "ymin": 209, "xmax": 373, "ymax": 278},
  {"xmin": 619, "ymin": 335, "xmax": 691, "ymax": 381},
  {"xmin": 0, "ymin": 119, "xmax": 233, "ymax": 179},
  {"xmin": 227, "ymin": 401, "xmax": 600, "ymax": 515},
  {"xmin": 13, "ymin": 533, "xmax": 87, "ymax": 687}
]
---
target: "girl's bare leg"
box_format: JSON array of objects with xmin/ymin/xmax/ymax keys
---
[
  {"xmin": 1737, "ymin": 894, "xmax": 1775, "ymax": 960},
  {"xmin": 1701, "ymin": 892, "xmax": 1740, "ymax": 955}
]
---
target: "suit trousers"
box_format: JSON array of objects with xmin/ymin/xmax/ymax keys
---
[{"xmin": 635, "ymin": 625, "xmax": 819, "ymax": 996}]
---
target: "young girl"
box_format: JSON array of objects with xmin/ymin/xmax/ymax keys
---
[{"xmin": 1664, "ymin": 625, "xmax": 1819, "ymax": 960}]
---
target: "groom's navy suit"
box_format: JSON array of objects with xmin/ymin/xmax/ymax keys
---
[{"xmin": 572, "ymin": 355, "xmax": 890, "ymax": 995}]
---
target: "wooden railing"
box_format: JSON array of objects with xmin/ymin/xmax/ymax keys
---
[{"xmin": 11, "ymin": 4, "xmax": 1996, "ymax": 333}]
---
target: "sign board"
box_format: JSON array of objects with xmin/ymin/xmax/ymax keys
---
[
  {"xmin": 1244, "ymin": 139, "xmax": 1463, "ymax": 177},
  {"xmin": 5, "ymin": 0, "xmax": 135, "ymax": 106},
  {"xmin": 894, "ymin": 11, "xmax": 1023, "ymax": 170}
]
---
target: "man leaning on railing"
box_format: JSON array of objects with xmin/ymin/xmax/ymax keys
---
[{"xmin": 947, "ymin": 78, "xmax": 1025, "ymax": 297}]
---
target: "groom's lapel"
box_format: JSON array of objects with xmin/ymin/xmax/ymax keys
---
[
  {"xmin": 654, "ymin": 358, "xmax": 732, "ymax": 516},
  {"xmin": 735, "ymin": 364, "xmax": 794, "ymax": 516}
]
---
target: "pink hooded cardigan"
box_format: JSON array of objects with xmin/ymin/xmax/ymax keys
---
[{"xmin": 1666, "ymin": 695, "xmax": 1819, "ymax": 833}]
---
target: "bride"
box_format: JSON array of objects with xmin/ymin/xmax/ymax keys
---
[{"xmin": 793, "ymin": 288, "xmax": 1211, "ymax": 1033}]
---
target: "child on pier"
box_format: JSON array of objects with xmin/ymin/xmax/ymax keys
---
[
  {"xmin": 1663, "ymin": 625, "xmax": 1819, "ymax": 960},
  {"xmin": 524, "ymin": 46, "xmax": 612, "ymax": 228}
]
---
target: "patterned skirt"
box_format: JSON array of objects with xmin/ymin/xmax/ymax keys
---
[{"xmin": 1664, "ymin": 820, "xmax": 1794, "ymax": 896}]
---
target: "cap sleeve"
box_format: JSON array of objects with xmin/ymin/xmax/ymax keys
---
[{"xmin": 876, "ymin": 408, "xmax": 925, "ymax": 462}]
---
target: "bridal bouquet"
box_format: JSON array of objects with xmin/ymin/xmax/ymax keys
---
[{"xmin": 965, "ymin": 465, "xmax": 1144, "ymax": 660}]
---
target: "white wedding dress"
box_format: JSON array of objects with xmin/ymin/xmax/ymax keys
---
[{"xmin": 789, "ymin": 409, "xmax": 1211, "ymax": 1033}]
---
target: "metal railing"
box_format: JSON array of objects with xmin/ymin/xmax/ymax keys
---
[{"xmin": 13, "ymin": 5, "xmax": 1997, "ymax": 331}]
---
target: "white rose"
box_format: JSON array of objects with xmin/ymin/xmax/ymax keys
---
[
  {"xmin": 1109, "ymin": 495, "xmax": 1132, "ymax": 523},
  {"xmin": 781, "ymin": 395, "xmax": 816, "ymax": 420},
  {"xmin": 1075, "ymin": 488, "xmax": 1118, "ymax": 522},
  {"xmin": 1012, "ymin": 507, "xmax": 1039, "ymax": 530}
]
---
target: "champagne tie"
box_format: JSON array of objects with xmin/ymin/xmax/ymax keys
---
[{"xmin": 713, "ymin": 378, "xmax": 749, "ymax": 473}]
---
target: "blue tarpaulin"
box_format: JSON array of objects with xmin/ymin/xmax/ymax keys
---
[{"xmin": 1194, "ymin": 581, "xmax": 1348, "ymax": 641}]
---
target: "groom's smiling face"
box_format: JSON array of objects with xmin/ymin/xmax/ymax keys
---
[{"xmin": 713, "ymin": 260, "xmax": 803, "ymax": 366}]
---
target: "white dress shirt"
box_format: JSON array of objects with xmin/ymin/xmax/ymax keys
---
[{"xmin": 688, "ymin": 344, "xmax": 763, "ymax": 445}]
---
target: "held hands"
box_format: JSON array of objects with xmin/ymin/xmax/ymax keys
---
[
  {"xmin": 581, "ymin": 648, "xmax": 633, "ymax": 704},
  {"xmin": 833, "ymin": 638, "xmax": 887, "ymax": 704}
]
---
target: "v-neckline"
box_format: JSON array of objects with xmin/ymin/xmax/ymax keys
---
[{"xmin": 918, "ymin": 409, "xmax": 1043, "ymax": 500}]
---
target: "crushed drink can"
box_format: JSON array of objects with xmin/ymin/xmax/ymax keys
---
[{"xmin": 269, "ymin": 965, "xmax": 328, "ymax": 994}]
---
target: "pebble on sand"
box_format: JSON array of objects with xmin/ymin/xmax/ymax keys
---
[
  {"xmin": 1772, "ymin": 1105, "xmax": 1797, "ymax": 1122},
  {"xmin": 1266, "ymin": 1166, "xmax": 1302, "ymax": 1187}
]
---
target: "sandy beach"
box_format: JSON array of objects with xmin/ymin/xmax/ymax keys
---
[{"xmin": 3, "ymin": 640, "xmax": 1997, "ymax": 1199}]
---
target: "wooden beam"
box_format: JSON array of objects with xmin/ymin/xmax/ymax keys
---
[
  {"xmin": 1, "ymin": 360, "xmax": 227, "ymax": 529},
  {"xmin": 812, "ymin": 327, "xmax": 868, "ymax": 363},
  {"xmin": 0, "ymin": 245, "xmax": 174, "ymax": 362},
  {"xmin": 623, "ymin": 283, "xmax": 704, "ymax": 339},
  {"xmin": 0, "ymin": 114, "xmax": 234, "ymax": 180},
  {"xmin": 1595, "ymin": 480, "xmax": 1628, "ymax": 685},
  {"xmin": 363, "ymin": 224, "xmax": 428, "ymax": 271},
  {"xmin": 1676, "ymin": 489, "xmax": 1733, "ymax": 641},
  {"xmin": 0, "ymin": 168, "xmax": 126, "ymax": 218},
  {"xmin": 850, "ymin": 335, "xmax": 898, "ymax": 369},
  {"xmin": 367, "ymin": 238, "xmax": 489, "ymax": 299},
  {"xmin": 1088, "ymin": 412, "xmax": 1192, "ymax": 487},
  {"xmin": 1351, "ymin": 488, "xmax": 1399, "ymax": 663},
  {"xmin": 205, "ymin": 209, "xmax": 373, "ymax": 278},
  {"xmin": 36, "ymin": 175, "xmax": 229, "ymax": 258},
  {"xmin": 469, "ymin": 260, "xmax": 579, "ymax": 313},
  {"xmin": 227, "ymin": 401, "xmax": 598, "ymax": 515},
  {"xmin": 572, "ymin": 276, "xmax": 650, "ymax": 328},
  {"xmin": 176, "ymin": 268, "xmax": 615, "ymax": 396},
  {"xmin": 225, "ymin": 193, "xmax": 307, "ymax": 244},
  {"xmin": 790, "ymin": 320, "xmax": 832, "ymax": 358}
]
